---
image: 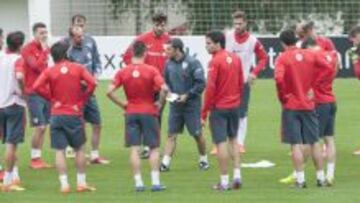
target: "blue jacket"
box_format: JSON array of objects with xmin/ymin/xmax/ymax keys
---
[
  {"xmin": 164, "ymin": 53, "xmax": 205, "ymax": 107},
  {"xmin": 65, "ymin": 35, "xmax": 101, "ymax": 76}
]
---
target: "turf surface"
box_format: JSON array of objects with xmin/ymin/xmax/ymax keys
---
[{"xmin": 1, "ymin": 79, "xmax": 360, "ymax": 203}]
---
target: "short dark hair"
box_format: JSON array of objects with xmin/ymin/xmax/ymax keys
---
[
  {"xmin": 32, "ymin": 22, "xmax": 46, "ymax": 33},
  {"xmin": 206, "ymin": 31, "xmax": 226, "ymax": 49},
  {"xmin": 232, "ymin": 10, "xmax": 247, "ymax": 21},
  {"xmin": 302, "ymin": 21, "xmax": 315, "ymax": 32},
  {"xmin": 301, "ymin": 37, "xmax": 317, "ymax": 49},
  {"xmin": 167, "ymin": 38, "xmax": 184, "ymax": 52},
  {"xmin": 51, "ymin": 41, "xmax": 70, "ymax": 63},
  {"xmin": 279, "ymin": 29, "xmax": 298, "ymax": 46},
  {"xmin": 72, "ymin": 14, "xmax": 86, "ymax": 24},
  {"xmin": 349, "ymin": 25, "xmax": 360, "ymax": 38},
  {"xmin": 152, "ymin": 12, "xmax": 167, "ymax": 23},
  {"xmin": 132, "ymin": 41, "xmax": 147, "ymax": 58},
  {"xmin": 6, "ymin": 31, "xmax": 25, "ymax": 52}
]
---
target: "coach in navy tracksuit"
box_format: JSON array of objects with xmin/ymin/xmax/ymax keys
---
[{"xmin": 160, "ymin": 38, "xmax": 209, "ymax": 172}]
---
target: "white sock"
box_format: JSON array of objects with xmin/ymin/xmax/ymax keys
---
[
  {"xmin": 31, "ymin": 149, "xmax": 41, "ymax": 159},
  {"xmin": 326, "ymin": 162, "xmax": 335, "ymax": 180},
  {"xmin": 151, "ymin": 170, "xmax": 160, "ymax": 186},
  {"xmin": 233, "ymin": 168, "xmax": 241, "ymax": 180},
  {"xmin": 90, "ymin": 150, "xmax": 99, "ymax": 160},
  {"xmin": 296, "ymin": 171, "xmax": 305, "ymax": 183},
  {"xmin": 77, "ymin": 173, "xmax": 86, "ymax": 186},
  {"xmin": 59, "ymin": 174, "xmax": 69, "ymax": 189},
  {"xmin": 134, "ymin": 174, "xmax": 144, "ymax": 187},
  {"xmin": 12, "ymin": 166, "xmax": 20, "ymax": 181},
  {"xmin": 162, "ymin": 155, "xmax": 172, "ymax": 167},
  {"xmin": 236, "ymin": 117, "xmax": 248, "ymax": 145},
  {"xmin": 3, "ymin": 171, "xmax": 13, "ymax": 185},
  {"xmin": 199, "ymin": 155, "xmax": 208, "ymax": 163},
  {"xmin": 316, "ymin": 170, "xmax": 325, "ymax": 182},
  {"xmin": 220, "ymin": 174, "xmax": 229, "ymax": 187}
]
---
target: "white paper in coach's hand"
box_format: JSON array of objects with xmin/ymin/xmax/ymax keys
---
[{"xmin": 166, "ymin": 93, "xmax": 180, "ymax": 103}]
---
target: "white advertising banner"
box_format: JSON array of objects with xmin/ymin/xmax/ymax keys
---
[{"xmin": 93, "ymin": 36, "xmax": 212, "ymax": 80}]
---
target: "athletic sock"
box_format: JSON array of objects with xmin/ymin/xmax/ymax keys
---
[
  {"xmin": 151, "ymin": 170, "xmax": 160, "ymax": 186},
  {"xmin": 90, "ymin": 150, "xmax": 100, "ymax": 160},
  {"xmin": 162, "ymin": 155, "xmax": 171, "ymax": 167},
  {"xmin": 134, "ymin": 174, "xmax": 144, "ymax": 187},
  {"xmin": 59, "ymin": 174, "xmax": 69, "ymax": 189},
  {"xmin": 296, "ymin": 171, "xmax": 305, "ymax": 184},
  {"xmin": 233, "ymin": 168, "xmax": 241, "ymax": 180},
  {"xmin": 220, "ymin": 174, "xmax": 229, "ymax": 187},
  {"xmin": 77, "ymin": 173, "xmax": 86, "ymax": 186}
]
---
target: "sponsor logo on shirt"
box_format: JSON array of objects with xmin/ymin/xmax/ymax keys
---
[{"xmin": 182, "ymin": 62, "xmax": 188, "ymax": 70}]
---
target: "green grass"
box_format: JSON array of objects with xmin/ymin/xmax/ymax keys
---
[{"xmin": 1, "ymin": 79, "xmax": 360, "ymax": 203}]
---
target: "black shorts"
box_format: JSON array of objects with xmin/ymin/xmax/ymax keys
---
[
  {"xmin": 50, "ymin": 115, "xmax": 86, "ymax": 150},
  {"xmin": 83, "ymin": 96, "xmax": 101, "ymax": 125},
  {"xmin": 168, "ymin": 104, "xmax": 202, "ymax": 137},
  {"xmin": 316, "ymin": 103, "xmax": 337, "ymax": 137},
  {"xmin": 125, "ymin": 114, "xmax": 160, "ymax": 149},
  {"xmin": 239, "ymin": 83, "xmax": 251, "ymax": 118},
  {"xmin": 281, "ymin": 109, "xmax": 319, "ymax": 145},
  {"xmin": 27, "ymin": 94, "xmax": 50, "ymax": 127},
  {"xmin": 0, "ymin": 105, "xmax": 26, "ymax": 144},
  {"xmin": 209, "ymin": 107, "xmax": 240, "ymax": 144}
]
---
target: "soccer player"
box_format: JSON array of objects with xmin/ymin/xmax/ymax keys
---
[
  {"xmin": 107, "ymin": 41, "xmax": 167, "ymax": 192},
  {"xmin": 348, "ymin": 26, "xmax": 360, "ymax": 154},
  {"xmin": 21, "ymin": 23, "xmax": 52, "ymax": 169},
  {"xmin": 160, "ymin": 38, "xmax": 209, "ymax": 172},
  {"xmin": 295, "ymin": 21, "xmax": 335, "ymax": 51},
  {"xmin": 66, "ymin": 20, "xmax": 109, "ymax": 164},
  {"xmin": 220, "ymin": 10, "xmax": 268, "ymax": 154},
  {"xmin": 123, "ymin": 12, "xmax": 170, "ymax": 159},
  {"xmin": 202, "ymin": 31, "xmax": 244, "ymax": 191},
  {"xmin": 33, "ymin": 41, "xmax": 97, "ymax": 194},
  {"xmin": 0, "ymin": 31, "xmax": 26, "ymax": 192},
  {"xmin": 275, "ymin": 30, "xmax": 329, "ymax": 188}
]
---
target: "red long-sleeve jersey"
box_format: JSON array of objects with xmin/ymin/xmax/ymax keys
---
[
  {"xmin": 201, "ymin": 49, "xmax": 244, "ymax": 120},
  {"xmin": 112, "ymin": 63, "xmax": 164, "ymax": 116},
  {"xmin": 123, "ymin": 31, "xmax": 170, "ymax": 74},
  {"xmin": 274, "ymin": 46, "xmax": 332, "ymax": 110},
  {"xmin": 33, "ymin": 60, "xmax": 96, "ymax": 116},
  {"xmin": 21, "ymin": 40, "xmax": 50, "ymax": 95},
  {"xmin": 316, "ymin": 36, "xmax": 336, "ymax": 52},
  {"xmin": 314, "ymin": 50, "xmax": 338, "ymax": 104}
]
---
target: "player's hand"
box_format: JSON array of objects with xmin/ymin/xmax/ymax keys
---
[
  {"xmin": 201, "ymin": 119, "xmax": 206, "ymax": 127},
  {"xmin": 155, "ymin": 101, "xmax": 162, "ymax": 110},
  {"xmin": 121, "ymin": 101, "xmax": 128, "ymax": 110},
  {"xmin": 176, "ymin": 94, "xmax": 188, "ymax": 103},
  {"xmin": 247, "ymin": 73, "xmax": 257, "ymax": 85}
]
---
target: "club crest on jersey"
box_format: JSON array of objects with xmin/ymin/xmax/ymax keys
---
[
  {"xmin": 132, "ymin": 70, "xmax": 140, "ymax": 78},
  {"xmin": 182, "ymin": 62, "xmax": 189, "ymax": 70},
  {"xmin": 295, "ymin": 53, "xmax": 303, "ymax": 61},
  {"xmin": 60, "ymin": 66, "xmax": 69, "ymax": 74},
  {"xmin": 226, "ymin": 56, "xmax": 233, "ymax": 64}
]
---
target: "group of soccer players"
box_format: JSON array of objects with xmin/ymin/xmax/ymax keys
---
[{"xmin": 1, "ymin": 9, "xmax": 360, "ymax": 193}]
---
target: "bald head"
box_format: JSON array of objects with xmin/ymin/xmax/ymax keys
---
[{"xmin": 69, "ymin": 26, "xmax": 84, "ymax": 45}]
